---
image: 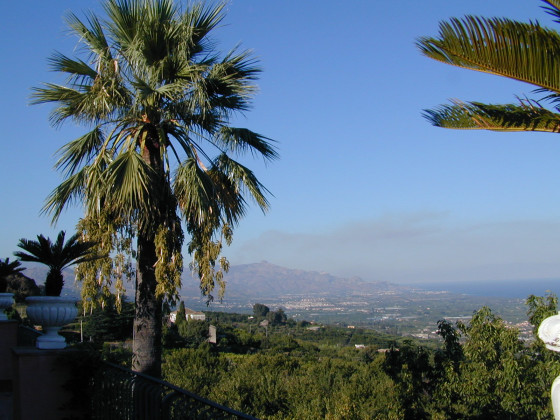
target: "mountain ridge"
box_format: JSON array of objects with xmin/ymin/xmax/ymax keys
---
[
  {"xmin": 15, "ymin": 260, "xmax": 406, "ymax": 299},
  {"xmin": 181, "ymin": 260, "xmax": 404, "ymax": 298}
]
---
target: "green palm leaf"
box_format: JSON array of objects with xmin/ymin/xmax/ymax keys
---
[
  {"xmin": 55, "ymin": 127, "xmax": 105, "ymax": 175},
  {"xmin": 105, "ymin": 149, "xmax": 155, "ymax": 213},
  {"xmin": 424, "ymin": 99, "xmax": 560, "ymax": 132},
  {"xmin": 213, "ymin": 153, "xmax": 271, "ymax": 211},
  {"xmin": 217, "ymin": 127, "xmax": 278, "ymax": 160},
  {"xmin": 419, "ymin": 1, "xmax": 560, "ymax": 135},
  {"xmin": 417, "ymin": 16, "xmax": 560, "ymax": 93},
  {"xmin": 44, "ymin": 170, "xmax": 87, "ymax": 221},
  {"xmin": 174, "ymin": 158, "xmax": 216, "ymax": 225}
]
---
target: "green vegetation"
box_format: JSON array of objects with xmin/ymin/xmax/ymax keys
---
[
  {"xmin": 79, "ymin": 296, "xmax": 134, "ymax": 343},
  {"xmin": 44, "ymin": 292, "xmax": 560, "ymax": 418},
  {"xmin": 151, "ymin": 296, "xmax": 560, "ymax": 419}
]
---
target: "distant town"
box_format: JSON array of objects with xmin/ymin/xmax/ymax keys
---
[{"xmin": 182, "ymin": 284, "xmax": 533, "ymax": 342}]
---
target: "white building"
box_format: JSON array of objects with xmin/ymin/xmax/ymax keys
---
[{"xmin": 169, "ymin": 307, "xmax": 206, "ymax": 323}]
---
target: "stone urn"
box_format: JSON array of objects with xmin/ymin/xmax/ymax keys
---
[
  {"xmin": 0, "ymin": 293, "xmax": 14, "ymax": 321},
  {"xmin": 25, "ymin": 296, "xmax": 78, "ymax": 349}
]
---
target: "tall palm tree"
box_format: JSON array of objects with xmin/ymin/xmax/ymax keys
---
[
  {"xmin": 14, "ymin": 231, "xmax": 97, "ymax": 296},
  {"xmin": 417, "ymin": 0, "xmax": 560, "ymax": 132},
  {"xmin": 32, "ymin": 0, "xmax": 277, "ymax": 376}
]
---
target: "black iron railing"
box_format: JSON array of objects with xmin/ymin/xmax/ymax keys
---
[{"xmin": 91, "ymin": 362, "xmax": 260, "ymax": 420}]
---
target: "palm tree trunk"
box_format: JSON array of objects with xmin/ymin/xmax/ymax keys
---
[
  {"xmin": 133, "ymin": 231, "xmax": 162, "ymax": 377},
  {"xmin": 132, "ymin": 129, "xmax": 167, "ymax": 377}
]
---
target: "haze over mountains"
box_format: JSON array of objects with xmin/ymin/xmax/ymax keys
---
[
  {"xmin": 180, "ymin": 261, "xmax": 405, "ymax": 298},
  {"xmin": 16, "ymin": 260, "xmax": 558, "ymax": 300},
  {"xmin": 20, "ymin": 260, "xmax": 407, "ymax": 299}
]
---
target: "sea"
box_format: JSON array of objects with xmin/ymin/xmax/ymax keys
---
[{"xmin": 409, "ymin": 279, "xmax": 560, "ymax": 299}]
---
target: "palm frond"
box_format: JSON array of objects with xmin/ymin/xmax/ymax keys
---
[
  {"xmin": 423, "ymin": 99, "xmax": 560, "ymax": 132},
  {"xmin": 104, "ymin": 149, "xmax": 155, "ymax": 213},
  {"xmin": 104, "ymin": 0, "xmax": 143, "ymax": 49},
  {"xmin": 207, "ymin": 167, "xmax": 246, "ymax": 225},
  {"xmin": 57, "ymin": 232, "xmax": 99, "ymax": 269},
  {"xmin": 65, "ymin": 11, "xmax": 112, "ymax": 60},
  {"xmin": 417, "ymin": 16, "xmax": 560, "ymax": 94},
  {"xmin": 14, "ymin": 237, "xmax": 51, "ymax": 265},
  {"xmin": 180, "ymin": 2, "xmax": 226, "ymax": 56},
  {"xmin": 43, "ymin": 170, "xmax": 87, "ymax": 222},
  {"xmin": 15, "ymin": 231, "xmax": 97, "ymax": 271},
  {"xmin": 31, "ymin": 82, "xmax": 125, "ymax": 126},
  {"xmin": 174, "ymin": 158, "xmax": 216, "ymax": 225},
  {"xmin": 0, "ymin": 259, "xmax": 25, "ymax": 277},
  {"xmin": 217, "ymin": 127, "xmax": 278, "ymax": 161},
  {"xmin": 213, "ymin": 153, "xmax": 271, "ymax": 211},
  {"xmin": 55, "ymin": 127, "xmax": 105, "ymax": 175},
  {"xmin": 48, "ymin": 52, "xmax": 97, "ymax": 84},
  {"xmin": 542, "ymin": 0, "xmax": 560, "ymax": 23}
]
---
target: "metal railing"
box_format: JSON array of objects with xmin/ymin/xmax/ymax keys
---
[{"xmin": 91, "ymin": 362, "xmax": 260, "ymax": 420}]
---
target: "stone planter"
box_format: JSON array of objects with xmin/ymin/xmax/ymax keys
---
[
  {"xmin": 0, "ymin": 293, "xmax": 14, "ymax": 321},
  {"xmin": 25, "ymin": 296, "xmax": 78, "ymax": 349}
]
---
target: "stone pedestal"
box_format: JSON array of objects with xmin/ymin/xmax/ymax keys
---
[
  {"xmin": 11, "ymin": 347, "xmax": 86, "ymax": 420},
  {"xmin": 0, "ymin": 321, "xmax": 18, "ymax": 385}
]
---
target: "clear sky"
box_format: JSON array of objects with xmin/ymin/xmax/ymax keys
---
[{"xmin": 2, "ymin": 0, "xmax": 560, "ymax": 288}]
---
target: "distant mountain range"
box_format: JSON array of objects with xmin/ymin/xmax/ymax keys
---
[
  {"xmin": 18, "ymin": 260, "xmax": 408, "ymax": 299},
  {"xmin": 180, "ymin": 261, "xmax": 405, "ymax": 298}
]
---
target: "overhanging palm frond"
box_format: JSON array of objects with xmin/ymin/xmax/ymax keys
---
[
  {"xmin": 543, "ymin": 0, "xmax": 560, "ymax": 23},
  {"xmin": 423, "ymin": 99, "xmax": 560, "ymax": 132},
  {"xmin": 417, "ymin": 16, "xmax": 560, "ymax": 94}
]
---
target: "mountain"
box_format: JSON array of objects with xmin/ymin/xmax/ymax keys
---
[
  {"xmin": 180, "ymin": 261, "xmax": 403, "ymax": 298},
  {"xmin": 19, "ymin": 260, "xmax": 406, "ymax": 299}
]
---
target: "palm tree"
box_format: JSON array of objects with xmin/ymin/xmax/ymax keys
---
[
  {"xmin": 32, "ymin": 0, "xmax": 277, "ymax": 376},
  {"xmin": 417, "ymin": 0, "xmax": 560, "ymax": 132},
  {"xmin": 14, "ymin": 231, "xmax": 97, "ymax": 297},
  {"xmin": 0, "ymin": 258, "xmax": 26, "ymax": 293}
]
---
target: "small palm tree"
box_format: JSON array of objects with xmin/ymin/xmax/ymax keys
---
[
  {"xmin": 14, "ymin": 231, "xmax": 97, "ymax": 296},
  {"xmin": 0, "ymin": 258, "xmax": 26, "ymax": 293}
]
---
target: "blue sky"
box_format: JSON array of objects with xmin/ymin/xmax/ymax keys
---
[{"xmin": 2, "ymin": 0, "xmax": 560, "ymax": 288}]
